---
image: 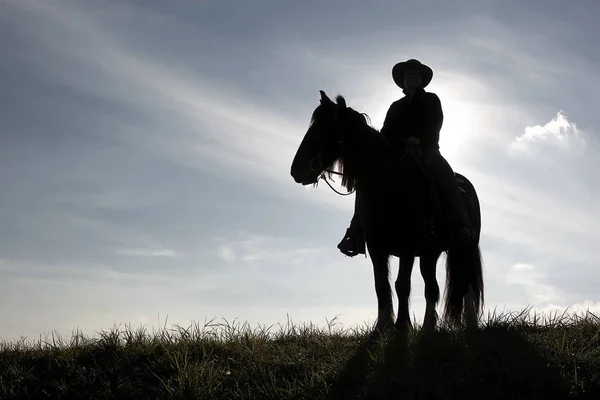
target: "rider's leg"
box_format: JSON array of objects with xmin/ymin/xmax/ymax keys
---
[{"xmin": 423, "ymin": 149, "xmax": 475, "ymax": 243}]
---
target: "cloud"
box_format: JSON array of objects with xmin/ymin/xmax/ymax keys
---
[
  {"xmin": 117, "ymin": 248, "xmax": 181, "ymax": 258},
  {"xmin": 0, "ymin": 258, "xmax": 178, "ymax": 286},
  {"xmin": 510, "ymin": 111, "xmax": 586, "ymax": 153},
  {"xmin": 213, "ymin": 233, "xmax": 329, "ymax": 266},
  {"xmin": 464, "ymin": 110, "xmax": 598, "ymax": 253},
  {"xmin": 217, "ymin": 245, "xmax": 237, "ymax": 263}
]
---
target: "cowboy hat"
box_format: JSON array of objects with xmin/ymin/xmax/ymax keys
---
[{"xmin": 392, "ymin": 59, "xmax": 433, "ymax": 89}]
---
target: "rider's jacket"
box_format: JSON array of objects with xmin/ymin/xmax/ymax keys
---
[{"xmin": 380, "ymin": 88, "xmax": 443, "ymax": 150}]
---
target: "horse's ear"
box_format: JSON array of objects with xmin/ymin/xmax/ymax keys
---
[
  {"xmin": 335, "ymin": 95, "xmax": 347, "ymax": 109},
  {"xmin": 319, "ymin": 90, "xmax": 331, "ymax": 104}
]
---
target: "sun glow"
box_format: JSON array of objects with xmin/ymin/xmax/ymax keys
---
[
  {"xmin": 432, "ymin": 84, "xmax": 482, "ymax": 159},
  {"xmin": 360, "ymin": 73, "xmax": 485, "ymax": 163}
]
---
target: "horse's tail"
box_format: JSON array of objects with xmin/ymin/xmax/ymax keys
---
[{"xmin": 443, "ymin": 243, "xmax": 484, "ymax": 327}]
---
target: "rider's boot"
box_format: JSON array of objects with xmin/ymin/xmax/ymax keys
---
[{"xmin": 337, "ymin": 215, "xmax": 366, "ymax": 257}]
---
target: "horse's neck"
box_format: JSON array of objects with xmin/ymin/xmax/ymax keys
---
[{"xmin": 351, "ymin": 127, "xmax": 396, "ymax": 176}]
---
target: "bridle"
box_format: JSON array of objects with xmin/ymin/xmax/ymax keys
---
[{"xmin": 307, "ymin": 105, "xmax": 357, "ymax": 196}]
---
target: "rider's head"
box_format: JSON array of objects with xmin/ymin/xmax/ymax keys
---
[
  {"xmin": 403, "ymin": 69, "xmax": 423, "ymax": 90},
  {"xmin": 392, "ymin": 59, "xmax": 433, "ymax": 91}
]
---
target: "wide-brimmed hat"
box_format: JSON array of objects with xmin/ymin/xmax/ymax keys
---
[{"xmin": 392, "ymin": 59, "xmax": 433, "ymax": 89}]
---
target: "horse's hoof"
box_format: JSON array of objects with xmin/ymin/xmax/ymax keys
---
[
  {"xmin": 465, "ymin": 321, "xmax": 479, "ymax": 333},
  {"xmin": 422, "ymin": 318, "xmax": 437, "ymax": 332},
  {"xmin": 373, "ymin": 321, "xmax": 394, "ymax": 337},
  {"xmin": 394, "ymin": 320, "xmax": 412, "ymax": 333},
  {"xmin": 374, "ymin": 324, "xmax": 392, "ymax": 333}
]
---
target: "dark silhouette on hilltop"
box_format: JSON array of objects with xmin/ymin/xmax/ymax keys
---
[
  {"xmin": 290, "ymin": 89, "xmax": 483, "ymax": 334},
  {"xmin": 340, "ymin": 59, "xmax": 477, "ymax": 258}
]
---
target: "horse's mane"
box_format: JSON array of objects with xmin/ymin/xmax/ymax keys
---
[
  {"xmin": 333, "ymin": 96, "xmax": 392, "ymax": 192},
  {"xmin": 309, "ymin": 95, "xmax": 374, "ymax": 129}
]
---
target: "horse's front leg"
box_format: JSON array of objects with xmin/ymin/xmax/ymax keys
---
[
  {"xmin": 367, "ymin": 241, "xmax": 394, "ymax": 333},
  {"xmin": 420, "ymin": 252, "xmax": 442, "ymax": 331},
  {"xmin": 395, "ymin": 255, "xmax": 415, "ymax": 332}
]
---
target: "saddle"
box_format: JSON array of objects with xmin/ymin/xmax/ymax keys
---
[
  {"xmin": 398, "ymin": 139, "xmax": 469, "ymax": 244},
  {"xmin": 400, "ymin": 138, "xmax": 441, "ymax": 214},
  {"xmin": 338, "ymin": 138, "xmax": 470, "ymax": 257}
]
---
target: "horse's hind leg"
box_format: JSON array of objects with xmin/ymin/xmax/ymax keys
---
[
  {"xmin": 420, "ymin": 251, "xmax": 442, "ymax": 331},
  {"xmin": 394, "ymin": 255, "xmax": 415, "ymax": 331},
  {"xmin": 368, "ymin": 242, "xmax": 394, "ymax": 333},
  {"xmin": 464, "ymin": 285, "xmax": 477, "ymax": 329}
]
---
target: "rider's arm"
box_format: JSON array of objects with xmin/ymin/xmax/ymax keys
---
[
  {"xmin": 420, "ymin": 93, "xmax": 443, "ymax": 148},
  {"xmin": 380, "ymin": 102, "xmax": 398, "ymax": 140}
]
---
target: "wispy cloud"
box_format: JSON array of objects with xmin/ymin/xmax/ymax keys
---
[
  {"xmin": 117, "ymin": 248, "xmax": 182, "ymax": 258},
  {"xmin": 6, "ymin": 0, "xmax": 357, "ymax": 216},
  {"xmin": 0, "ymin": 258, "xmax": 178, "ymax": 286},
  {"xmin": 213, "ymin": 233, "xmax": 329, "ymax": 266}
]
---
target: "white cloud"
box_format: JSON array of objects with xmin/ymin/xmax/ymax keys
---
[{"xmin": 510, "ymin": 111, "xmax": 586, "ymax": 153}]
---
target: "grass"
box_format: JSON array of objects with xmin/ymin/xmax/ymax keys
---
[{"xmin": 1, "ymin": 309, "xmax": 599, "ymax": 400}]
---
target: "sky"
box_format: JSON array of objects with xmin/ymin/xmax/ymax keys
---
[{"xmin": 1, "ymin": 0, "xmax": 599, "ymax": 341}]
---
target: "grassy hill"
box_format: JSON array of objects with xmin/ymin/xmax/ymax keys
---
[{"xmin": 1, "ymin": 310, "xmax": 598, "ymax": 399}]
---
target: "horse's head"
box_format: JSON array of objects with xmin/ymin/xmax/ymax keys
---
[{"xmin": 290, "ymin": 90, "xmax": 366, "ymax": 188}]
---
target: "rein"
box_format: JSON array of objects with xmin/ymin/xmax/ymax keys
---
[
  {"xmin": 319, "ymin": 168, "xmax": 355, "ymax": 196},
  {"xmin": 309, "ymin": 155, "xmax": 355, "ymax": 196}
]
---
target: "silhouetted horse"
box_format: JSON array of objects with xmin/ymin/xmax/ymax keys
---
[{"xmin": 290, "ymin": 91, "xmax": 484, "ymax": 333}]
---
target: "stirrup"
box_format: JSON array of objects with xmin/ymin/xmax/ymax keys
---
[
  {"xmin": 337, "ymin": 228, "xmax": 365, "ymax": 257},
  {"xmin": 337, "ymin": 236, "xmax": 360, "ymax": 257}
]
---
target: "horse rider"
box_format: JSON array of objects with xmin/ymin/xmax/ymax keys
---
[{"xmin": 337, "ymin": 59, "xmax": 477, "ymax": 257}]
